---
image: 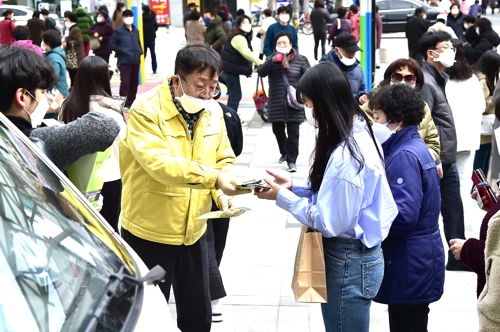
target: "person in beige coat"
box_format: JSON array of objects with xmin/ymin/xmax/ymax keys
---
[
  {"xmin": 185, "ymin": 10, "xmax": 206, "ymax": 43},
  {"xmin": 478, "ymin": 209, "xmax": 500, "ymax": 331},
  {"xmin": 257, "ymin": 9, "xmax": 276, "ymax": 59}
]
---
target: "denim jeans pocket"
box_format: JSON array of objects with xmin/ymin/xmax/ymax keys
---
[{"xmin": 362, "ymin": 253, "xmax": 384, "ymax": 298}]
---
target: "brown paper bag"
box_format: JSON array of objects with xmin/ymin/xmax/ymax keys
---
[{"xmin": 291, "ymin": 225, "xmax": 328, "ymax": 303}]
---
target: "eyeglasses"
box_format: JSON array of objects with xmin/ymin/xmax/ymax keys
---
[
  {"xmin": 391, "ymin": 73, "xmax": 417, "ymax": 85},
  {"xmin": 432, "ymin": 46, "xmax": 457, "ymax": 53},
  {"xmin": 179, "ymin": 75, "xmax": 220, "ymax": 98}
]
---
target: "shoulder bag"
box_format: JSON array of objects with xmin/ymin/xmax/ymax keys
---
[
  {"xmin": 66, "ymin": 41, "xmax": 79, "ymax": 70},
  {"xmin": 280, "ymin": 66, "xmax": 304, "ymax": 110}
]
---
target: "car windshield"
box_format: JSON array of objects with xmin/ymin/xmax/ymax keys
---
[{"xmin": 0, "ymin": 120, "xmax": 138, "ymax": 332}]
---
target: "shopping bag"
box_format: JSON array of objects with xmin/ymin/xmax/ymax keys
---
[
  {"xmin": 253, "ymin": 76, "xmax": 268, "ymax": 116},
  {"xmin": 291, "ymin": 220, "xmax": 327, "ymax": 303}
]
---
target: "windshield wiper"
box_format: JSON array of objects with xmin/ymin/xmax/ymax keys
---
[{"xmin": 83, "ymin": 265, "xmax": 166, "ymax": 332}]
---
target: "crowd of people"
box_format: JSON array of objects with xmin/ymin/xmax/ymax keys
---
[{"xmin": 2, "ymin": 1, "xmax": 500, "ymax": 332}]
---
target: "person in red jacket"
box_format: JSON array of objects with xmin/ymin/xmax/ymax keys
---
[{"xmin": 0, "ymin": 10, "xmax": 15, "ymax": 45}]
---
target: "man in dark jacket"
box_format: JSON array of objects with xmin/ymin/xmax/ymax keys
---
[
  {"xmin": 142, "ymin": 5, "xmax": 158, "ymax": 74},
  {"xmin": 41, "ymin": 9, "xmax": 58, "ymax": 31},
  {"xmin": 203, "ymin": 10, "xmax": 227, "ymax": 54},
  {"xmin": 320, "ymin": 33, "xmax": 366, "ymax": 103},
  {"xmin": 418, "ymin": 31, "xmax": 471, "ymax": 272},
  {"xmin": 405, "ymin": 7, "xmax": 430, "ymax": 66},
  {"xmin": 109, "ymin": 10, "xmax": 143, "ymax": 108},
  {"xmin": 27, "ymin": 11, "xmax": 45, "ymax": 46}
]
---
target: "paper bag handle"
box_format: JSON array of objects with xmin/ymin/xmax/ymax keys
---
[{"xmin": 306, "ymin": 207, "xmax": 316, "ymax": 230}]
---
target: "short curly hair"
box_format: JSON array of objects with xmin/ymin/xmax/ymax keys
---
[{"xmin": 368, "ymin": 84, "xmax": 425, "ymax": 126}]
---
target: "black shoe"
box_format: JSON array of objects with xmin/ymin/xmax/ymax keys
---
[
  {"xmin": 288, "ymin": 163, "xmax": 297, "ymax": 172},
  {"xmin": 446, "ymin": 259, "xmax": 473, "ymax": 272},
  {"xmin": 279, "ymin": 155, "xmax": 287, "ymax": 163}
]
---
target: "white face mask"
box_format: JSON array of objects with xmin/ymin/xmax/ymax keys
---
[
  {"xmin": 97, "ymin": 16, "xmax": 104, "ymax": 23},
  {"xmin": 423, "ymin": 14, "xmax": 427, "ymax": 19},
  {"xmin": 23, "ymin": 91, "xmax": 49, "ymax": 128},
  {"xmin": 276, "ymin": 46, "xmax": 292, "ymax": 54},
  {"xmin": 337, "ymin": 48, "xmax": 356, "ymax": 66},
  {"xmin": 432, "ymin": 49, "xmax": 456, "ymax": 68},
  {"xmin": 174, "ymin": 76, "xmax": 211, "ymax": 114},
  {"xmin": 41, "ymin": 41, "xmax": 47, "ymax": 51},
  {"xmin": 451, "ymin": 8, "xmax": 459, "ymax": 15},
  {"xmin": 124, "ymin": 17, "xmax": 134, "ymax": 25},
  {"xmin": 65, "ymin": 21, "xmax": 73, "ymax": 28},
  {"xmin": 279, "ymin": 14, "xmax": 289, "ymax": 23},
  {"xmin": 372, "ymin": 122, "xmax": 399, "ymax": 144},
  {"xmin": 476, "ymin": 28, "xmax": 480, "ymax": 35},
  {"xmin": 241, "ymin": 23, "xmax": 252, "ymax": 33},
  {"xmin": 304, "ymin": 106, "xmax": 318, "ymax": 127},
  {"xmin": 390, "ymin": 81, "xmax": 416, "ymax": 88}
]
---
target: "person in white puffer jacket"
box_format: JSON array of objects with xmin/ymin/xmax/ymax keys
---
[
  {"xmin": 445, "ymin": 39, "xmax": 485, "ymax": 202},
  {"xmin": 60, "ymin": 56, "xmax": 127, "ymax": 232}
]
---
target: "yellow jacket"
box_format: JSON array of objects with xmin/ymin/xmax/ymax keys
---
[
  {"xmin": 120, "ymin": 78, "xmax": 235, "ymax": 245},
  {"xmin": 361, "ymin": 99, "xmax": 441, "ymax": 162}
]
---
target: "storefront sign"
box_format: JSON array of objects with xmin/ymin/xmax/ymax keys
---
[{"xmin": 151, "ymin": 0, "xmax": 171, "ymax": 25}]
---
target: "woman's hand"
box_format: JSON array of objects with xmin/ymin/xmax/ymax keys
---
[
  {"xmin": 265, "ymin": 169, "xmax": 292, "ymax": 190},
  {"xmin": 471, "ymin": 190, "xmax": 490, "ymax": 212},
  {"xmin": 449, "ymin": 239, "xmax": 466, "ymax": 260},
  {"xmin": 254, "ymin": 178, "xmax": 282, "ymax": 201},
  {"xmin": 99, "ymin": 36, "xmax": 103, "ymax": 41},
  {"xmin": 93, "ymin": 32, "xmax": 99, "ymax": 38},
  {"xmin": 358, "ymin": 94, "xmax": 368, "ymax": 105}
]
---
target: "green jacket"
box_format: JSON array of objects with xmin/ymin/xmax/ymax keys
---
[
  {"xmin": 361, "ymin": 98, "xmax": 441, "ymax": 163},
  {"xmin": 75, "ymin": 7, "xmax": 94, "ymax": 42},
  {"xmin": 205, "ymin": 15, "xmax": 227, "ymax": 52}
]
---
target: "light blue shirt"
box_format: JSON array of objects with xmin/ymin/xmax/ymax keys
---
[{"xmin": 276, "ymin": 117, "xmax": 398, "ymax": 248}]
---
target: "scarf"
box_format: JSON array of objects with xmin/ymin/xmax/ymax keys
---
[{"xmin": 271, "ymin": 48, "xmax": 297, "ymax": 71}]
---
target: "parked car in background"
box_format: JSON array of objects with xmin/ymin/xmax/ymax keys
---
[
  {"xmin": 377, "ymin": 0, "xmax": 440, "ymax": 33},
  {"xmin": 0, "ymin": 5, "xmax": 62, "ymax": 30},
  {"xmin": 0, "ymin": 112, "xmax": 179, "ymax": 332}
]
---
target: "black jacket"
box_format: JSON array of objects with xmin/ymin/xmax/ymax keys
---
[
  {"xmin": 465, "ymin": 30, "xmax": 500, "ymax": 65},
  {"xmin": 310, "ymin": 7, "xmax": 331, "ymax": 34},
  {"xmin": 108, "ymin": 25, "xmax": 143, "ymax": 64},
  {"xmin": 447, "ymin": 12, "xmax": 464, "ymax": 39},
  {"xmin": 142, "ymin": 12, "xmax": 158, "ymax": 42},
  {"xmin": 420, "ymin": 62, "xmax": 457, "ymax": 164},
  {"xmin": 405, "ymin": 16, "xmax": 430, "ymax": 53},
  {"xmin": 219, "ymin": 103, "xmax": 243, "ymax": 156},
  {"xmin": 183, "ymin": 10, "xmax": 192, "ymax": 27},
  {"xmin": 257, "ymin": 53, "xmax": 310, "ymax": 123},
  {"xmin": 221, "ymin": 34, "xmax": 253, "ymax": 76}
]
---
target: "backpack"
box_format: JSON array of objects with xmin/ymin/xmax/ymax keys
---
[{"xmin": 47, "ymin": 17, "xmax": 61, "ymax": 32}]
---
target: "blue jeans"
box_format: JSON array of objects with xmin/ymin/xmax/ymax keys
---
[
  {"xmin": 144, "ymin": 40, "xmax": 157, "ymax": 73},
  {"xmin": 221, "ymin": 72, "xmax": 242, "ymax": 111},
  {"xmin": 473, "ymin": 143, "xmax": 492, "ymax": 179},
  {"xmin": 321, "ymin": 237, "xmax": 384, "ymax": 332}
]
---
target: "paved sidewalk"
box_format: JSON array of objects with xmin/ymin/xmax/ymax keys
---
[{"xmin": 117, "ymin": 26, "xmax": 485, "ymax": 331}]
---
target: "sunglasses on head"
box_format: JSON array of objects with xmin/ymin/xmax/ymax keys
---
[{"xmin": 391, "ymin": 73, "xmax": 416, "ymax": 85}]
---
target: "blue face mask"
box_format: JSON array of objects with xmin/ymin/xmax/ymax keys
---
[{"xmin": 204, "ymin": 17, "xmax": 211, "ymax": 24}]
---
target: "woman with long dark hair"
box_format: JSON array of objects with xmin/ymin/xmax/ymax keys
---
[
  {"xmin": 221, "ymin": 15, "xmax": 262, "ymax": 112},
  {"xmin": 471, "ymin": 50, "xmax": 500, "ymax": 185},
  {"xmin": 445, "ymin": 38, "xmax": 485, "ymax": 200},
  {"xmin": 255, "ymin": 62, "xmax": 398, "ymax": 332},
  {"xmin": 112, "ymin": 2, "xmax": 126, "ymax": 30},
  {"xmin": 61, "ymin": 56, "xmax": 126, "ymax": 231}
]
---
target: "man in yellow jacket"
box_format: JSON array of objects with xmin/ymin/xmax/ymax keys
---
[{"xmin": 120, "ymin": 43, "xmax": 249, "ymax": 332}]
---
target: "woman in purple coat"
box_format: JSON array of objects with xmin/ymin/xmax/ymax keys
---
[{"xmin": 369, "ymin": 84, "xmax": 445, "ymax": 332}]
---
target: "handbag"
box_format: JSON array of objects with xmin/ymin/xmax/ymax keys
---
[
  {"xmin": 280, "ymin": 67, "xmax": 304, "ymax": 110},
  {"xmin": 90, "ymin": 37, "xmax": 101, "ymax": 51},
  {"xmin": 253, "ymin": 76, "xmax": 268, "ymax": 116},
  {"xmin": 66, "ymin": 41, "xmax": 78, "ymax": 70},
  {"xmin": 481, "ymin": 114, "xmax": 495, "ymax": 136},
  {"xmin": 291, "ymin": 211, "xmax": 327, "ymax": 303}
]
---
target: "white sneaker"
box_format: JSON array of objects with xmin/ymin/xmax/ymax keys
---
[{"xmin": 211, "ymin": 299, "xmax": 223, "ymax": 322}]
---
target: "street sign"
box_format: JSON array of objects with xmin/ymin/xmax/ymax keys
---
[{"xmin": 151, "ymin": 0, "xmax": 171, "ymax": 25}]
